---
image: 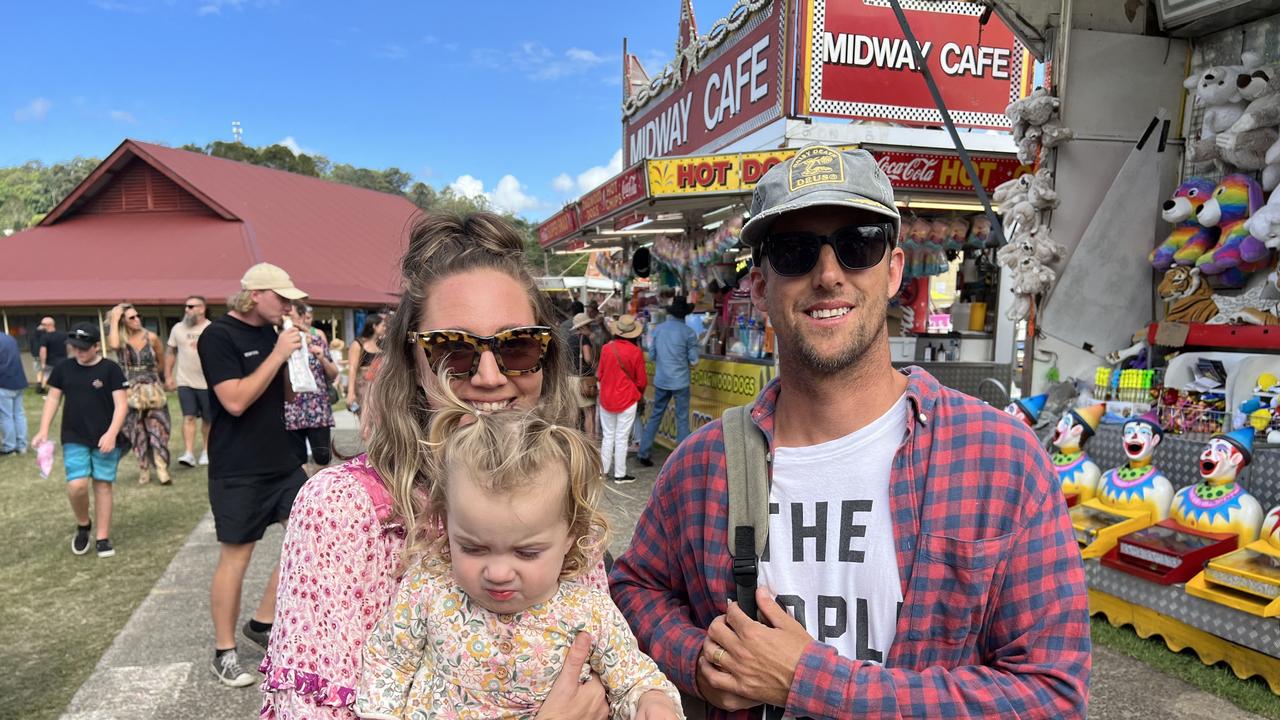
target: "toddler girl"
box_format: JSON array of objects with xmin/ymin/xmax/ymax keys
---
[{"xmin": 356, "ymin": 380, "xmax": 682, "ymax": 720}]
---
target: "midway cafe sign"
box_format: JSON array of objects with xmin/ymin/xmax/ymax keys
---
[
  {"xmin": 801, "ymin": 0, "xmax": 1030, "ymax": 129},
  {"xmin": 649, "ymin": 146, "xmax": 1028, "ymax": 197},
  {"xmin": 623, "ymin": 1, "xmax": 785, "ymax": 166}
]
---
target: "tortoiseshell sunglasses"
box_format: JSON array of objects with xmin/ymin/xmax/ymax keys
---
[{"xmin": 406, "ymin": 326, "xmax": 553, "ymax": 377}]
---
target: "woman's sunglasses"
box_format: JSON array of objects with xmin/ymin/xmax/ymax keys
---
[
  {"xmin": 762, "ymin": 222, "xmax": 895, "ymax": 277},
  {"xmin": 407, "ymin": 326, "xmax": 553, "ymax": 377}
]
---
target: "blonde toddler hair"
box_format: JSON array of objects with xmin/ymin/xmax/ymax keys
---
[{"xmin": 411, "ymin": 374, "xmax": 609, "ymax": 580}]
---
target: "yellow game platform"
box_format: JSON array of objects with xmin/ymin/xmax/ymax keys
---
[
  {"xmin": 1071, "ymin": 501, "xmax": 1153, "ymax": 559},
  {"xmin": 1186, "ymin": 541, "xmax": 1280, "ymax": 617}
]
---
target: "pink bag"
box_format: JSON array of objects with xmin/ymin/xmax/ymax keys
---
[{"xmin": 36, "ymin": 441, "xmax": 55, "ymax": 479}]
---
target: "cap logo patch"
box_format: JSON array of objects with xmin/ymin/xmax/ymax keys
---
[{"xmin": 789, "ymin": 145, "xmax": 844, "ymax": 192}]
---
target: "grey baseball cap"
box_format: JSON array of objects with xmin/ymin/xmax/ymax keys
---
[{"xmin": 740, "ymin": 144, "xmax": 900, "ymax": 248}]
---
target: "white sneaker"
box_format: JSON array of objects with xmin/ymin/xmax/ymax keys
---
[
  {"xmin": 177, "ymin": 452, "xmax": 197, "ymax": 468},
  {"xmin": 198, "ymin": 451, "xmax": 209, "ymax": 466}
]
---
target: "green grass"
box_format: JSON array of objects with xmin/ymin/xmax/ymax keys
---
[
  {"xmin": 0, "ymin": 391, "xmax": 212, "ymax": 720},
  {"xmin": 1091, "ymin": 617, "xmax": 1280, "ymax": 718}
]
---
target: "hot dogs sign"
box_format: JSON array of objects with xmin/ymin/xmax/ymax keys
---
[{"xmin": 800, "ymin": 0, "xmax": 1032, "ymax": 129}]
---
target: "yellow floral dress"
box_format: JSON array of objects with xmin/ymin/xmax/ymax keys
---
[{"xmin": 356, "ymin": 570, "xmax": 682, "ymax": 720}]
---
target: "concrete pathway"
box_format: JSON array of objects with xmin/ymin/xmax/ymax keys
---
[{"xmin": 58, "ymin": 418, "xmax": 1270, "ymax": 719}]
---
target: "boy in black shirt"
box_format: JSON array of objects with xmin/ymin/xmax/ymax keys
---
[
  {"xmin": 31, "ymin": 323, "xmax": 128, "ymax": 558},
  {"xmin": 198, "ymin": 262, "xmax": 305, "ymax": 688}
]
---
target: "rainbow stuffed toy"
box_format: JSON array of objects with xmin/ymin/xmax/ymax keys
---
[
  {"xmin": 1150, "ymin": 178, "xmax": 1219, "ymax": 271},
  {"xmin": 1196, "ymin": 174, "xmax": 1273, "ymax": 286}
]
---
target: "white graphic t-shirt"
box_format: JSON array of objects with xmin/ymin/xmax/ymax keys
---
[{"xmin": 757, "ymin": 392, "xmax": 907, "ymax": 715}]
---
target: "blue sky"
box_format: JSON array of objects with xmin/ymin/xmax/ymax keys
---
[{"xmin": 4, "ymin": 0, "xmax": 742, "ymax": 220}]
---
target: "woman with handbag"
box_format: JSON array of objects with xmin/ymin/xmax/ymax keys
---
[
  {"xmin": 595, "ymin": 313, "xmax": 646, "ymax": 484},
  {"xmin": 285, "ymin": 302, "xmax": 337, "ymax": 472},
  {"xmin": 568, "ymin": 312, "xmax": 599, "ymax": 441},
  {"xmin": 107, "ymin": 303, "xmax": 172, "ymax": 485},
  {"xmin": 345, "ymin": 313, "xmax": 385, "ymax": 414}
]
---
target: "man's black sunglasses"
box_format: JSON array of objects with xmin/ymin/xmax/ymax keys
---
[{"xmin": 762, "ymin": 222, "xmax": 895, "ymax": 277}]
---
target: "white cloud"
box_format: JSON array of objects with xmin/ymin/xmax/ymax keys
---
[
  {"xmin": 490, "ymin": 175, "xmax": 540, "ymax": 214},
  {"xmin": 276, "ymin": 136, "xmax": 317, "ymax": 156},
  {"xmin": 557, "ymin": 149, "xmax": 624, "ymax": 196},
  {"xmin": 449, "ymin": 174, "xmax": 542, "ymax": 215},
  {"xmin": 14, "ymin": 98, "xmax": 51, "ymax": 122},
  {"xmin": 449, "ymin": 174, "xmax": 486, "ymax": 200},
  {"xmin": 473, "ymin": 42, "xmax": 609, "ymax": 81},
  {"xmin": 551, "ymin": 173, "xmax": 575, "ymax": 193},
  {"xmin": 109, "ymin": 109, "xmax": 137, "ymax": 124},
  {"xmin": 198, "ymin": 4, "xmax": 220, "ymax": 14}
]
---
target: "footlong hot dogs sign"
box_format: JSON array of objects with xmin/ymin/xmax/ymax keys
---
[{"xmin": 800, "ymin": 0, "xmax": 1032, "ymax": 129}]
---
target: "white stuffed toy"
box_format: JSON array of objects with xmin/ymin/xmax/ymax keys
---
[
  {"xmin": 1006, "ymin": 256, "xmax": 1057, "ymax": 321},
  {"xmin": 993, "ymin": 174, "xmax": 1031, "ymax": 205},
  {"xmin": 1039, "ymin": 118, "xmax": 1075, "ymax": 149},
  {"xmin": 1244, "ymin": 187, "xmax": 1280, "ymax": 251},
  {"xmin": 1008, "ymin": 88, "xmax": 1060, "ymax": 127},
  {"xmin": 1216, "ymin": 65, "xmax": 1280, "ymax": 174},
  {"xmin": 1185, "ymin": 53, "xmax": 1260, "ymax": 165},
  {"xmin": 1027, "ymin": 168, "xmax": 1060, "ymax": 210}
]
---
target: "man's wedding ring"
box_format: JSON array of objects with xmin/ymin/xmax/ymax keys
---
[{"xmin": 712, "ymin": 647, "xmax": 725, "ymax": 666}]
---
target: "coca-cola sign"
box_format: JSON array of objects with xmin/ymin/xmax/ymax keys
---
[
  {"xmin": 869, "ymin": 150, "xmax": 1028, "ymax": 193},
  {"xmin": 578, "ymin": 163, "xmax": 649, "ymax": 227}
]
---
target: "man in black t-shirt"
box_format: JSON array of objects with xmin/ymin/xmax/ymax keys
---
[
  {"xmin": 31, "ymin": 323, "xmax": 128, "ymax": 559},
  {"xmin": 37, "ymin": 317, "xmax": 69, "ymax": 394},
  {"xmin": 198, "ymin": 262, "xmax": 306, "ymax": 688}
]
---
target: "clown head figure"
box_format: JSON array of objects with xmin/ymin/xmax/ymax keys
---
[
  {"xmin": 1053, "ymin": 404, "xmax": 1105, "ymax": 454},
  {"xmin": 1005, "ymin": 394, "xmax": 1047, "ymax": 427},
  {"xmin": 1122, "ymin": 411, "xmax": 1163, "ymax": 467},
  {"xmin": 1199, "ymin": 428, "xmax": 1254, "ymax": 486}
]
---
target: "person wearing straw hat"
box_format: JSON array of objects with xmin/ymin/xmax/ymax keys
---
[
  {"xmin": 611, "ymin": 144, "xmax": 1088, "ymax": 719},
  {"xmin": 568, "ymin": 311, "xmax": 600, "ymax": 441},
  {"xmin": 595, "ymin": 313, "xmax": 646, "ymax": 484}
]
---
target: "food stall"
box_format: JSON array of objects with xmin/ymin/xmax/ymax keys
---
[{"xmin": 537, "ymin": 0, "xmax": 1036, "ymax": 449}]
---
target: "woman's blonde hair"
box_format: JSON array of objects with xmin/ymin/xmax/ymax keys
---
[
  {"xmin": 365, "ymin": 212, "xmax": 578, "ymax": 547},
  {"xmin": 116, "ymin": 303, "xmax": 143, "ymax": 340},
  {"xmin": 410, "ymin": 375, "xmax": 608, "ymax": 579}
]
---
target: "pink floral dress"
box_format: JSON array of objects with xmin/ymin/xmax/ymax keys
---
[{"xmin": 260, "ymin": 456, "xmax": 609, "ymax": 719}]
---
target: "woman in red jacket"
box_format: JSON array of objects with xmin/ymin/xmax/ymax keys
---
[{"xmin": 595, "ymin": 313, "xmax": 646, "ymax": 483}]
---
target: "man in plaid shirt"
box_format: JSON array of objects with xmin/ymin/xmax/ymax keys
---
[{"xmin": 610, "ymin": 145, "xmax": 1090, "ymax": 719}]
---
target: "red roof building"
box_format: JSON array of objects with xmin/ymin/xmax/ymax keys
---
[{"xmin": 1, "ymin": 139, "xmax": 421, "ymax": 308}]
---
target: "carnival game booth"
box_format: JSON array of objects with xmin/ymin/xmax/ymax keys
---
[
  {"xmin": 963, "ymin": 0, "xmax": 1280, "ymax": 694},
  {"xmin": 538, "ymin": 0, "xmax": 1043, "ymax": 449}
]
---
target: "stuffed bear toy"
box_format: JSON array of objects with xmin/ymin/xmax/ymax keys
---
[
  {"xmin": 1196, "ymin": 173, "xmax": 1272, "ymax": 287},
  {"xmin": 1008, "ymin": 87, "xmax": 1060, "ymax": 127},
  {"xmin": 1027, "ymin": 168, "xmax": 1060, "ymax": 210},
  {"xmin": 993, "ymin": 174, "xmax": 1031, "ymax": 205},
  {"xmin": 1184, "ymin": 58, "xmax": 1253, "ymax": 164},
  {"xmin": 1216, "ymin": 67, "xmax": 1279, "ymax": 172},
  {"xmin": 1222, "ymin": 67, "xmax": 1280, "ymax": 190},
  {"xmin": 1039, "ymin": 119, "xmax": 1075, "ymax": 149},
  {"xmin": 1150, "ymin": 177, "xmax": 1220, "ymax": 271},
  {"xmin": 1017, "ymin": 125, "xmax": 1043, "ymax": 165},
  {"xmin": 1007, "ymin": 256, "xmax": 1056, "ymax": 321},
  {"xmin": 1244, "ymin": 187, "xmax": 1280, "ymax": 252}
]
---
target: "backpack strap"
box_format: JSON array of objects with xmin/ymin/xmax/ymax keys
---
[{"xmin": 722, "ymin": 405, "xmax": 770, "ymax": 621}]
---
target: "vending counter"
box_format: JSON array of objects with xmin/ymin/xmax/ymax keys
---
[{"xmin": 641, "ymin": 353, "xmax": 777, "ymax": 452}]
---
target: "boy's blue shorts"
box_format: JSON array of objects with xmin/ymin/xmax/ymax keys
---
[{"xmin": 64, "ymin": 444, "xmax": 123, "ymax": 482}]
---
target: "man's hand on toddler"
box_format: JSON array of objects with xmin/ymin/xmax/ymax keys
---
[{"xmin": 537, "ymin": 632, "xmax": 607, "ymax": 720}]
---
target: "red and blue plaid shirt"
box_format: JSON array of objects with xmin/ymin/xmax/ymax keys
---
[{"xmin": 610, "ymin": 367, "xmax": 1090, "ymax": 719}]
